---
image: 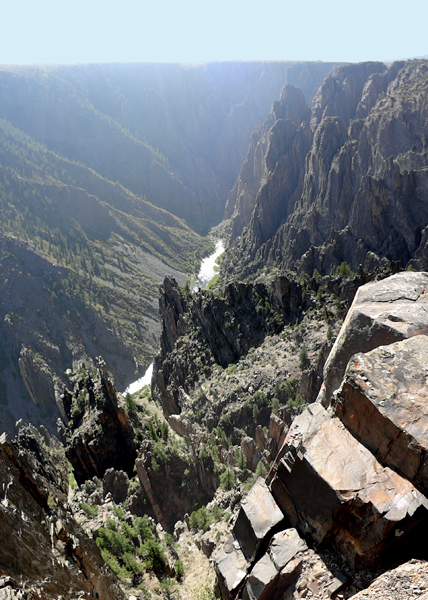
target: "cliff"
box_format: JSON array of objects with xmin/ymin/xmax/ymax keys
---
[
  {"xmin": 223, "ymin": 60, "xmax": 428, "ymax": 280},
  {"xmin": 0, "ymin": 422, "xmax": 124, "ymax": 600}
]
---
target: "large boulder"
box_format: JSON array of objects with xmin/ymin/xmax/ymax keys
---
[
  {"xmin": 214, "ymin": 534, "xmax": 249, "ymax": 600},
  {"xmin": 334, "ymin": 334, "xmax": 428, "ymax": 495},
  {"xmin": 270, "ymin": 404, "xmax": 428, "ymax": 568},
  {"xmin": 319, "ymin": 271, "xmax": 428, "ymax": 406}
]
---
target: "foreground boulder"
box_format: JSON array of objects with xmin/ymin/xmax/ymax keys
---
[
  {"xmin": 242, "ymin": 529, "xmax": 307, "ymax": 600},
  {"xmin": 233, "ymin": 477, "xmax": 284, "ymax": 562},
  {"xmin": 319, "ymin": 271, "xmax": 428, "ymax": 406},
  {"xmin": 334, "ymin": 335, "xmax": 428, "ymax": 495},
  {"xmin": 270, "ymin": 404, "xmax": 428, "ymax": 568}
]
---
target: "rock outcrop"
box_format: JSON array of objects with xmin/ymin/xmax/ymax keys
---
[
  {"xmin": 270, "ymin": 403, "xmax": 428, "ymax": 568},
  {"xmin": 334, "ymin": 334, "xmax": 428, "ymax": 495},
  {"xmin": 319, "ymin": 270, "xmax": 428, "ymax": 406},
  {"xmin": 224, "ymin": 60, "xmax": 428, "ymax": 280},
  {"xmin": 60, "ymin": 358, "xmax": 137, "ymax": 485},
  {"xmin": 214, "ymin": 272, "xmax": 428, "ymax": 599},
  {"xmin": 0, "ymin": 423, "xmax": 124, "ymax": 600},
  {"xmin": 152, "ymin": 275, "xmax": 313, "ymax": 419}
]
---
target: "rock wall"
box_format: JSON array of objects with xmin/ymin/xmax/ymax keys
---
[
  {"xmin": 60, "ymin": 358, "xmax": 137, "ymax": 485},
  {"xmin": 223, "ymin": 60, "xmax": 428, "ymax": 280}
]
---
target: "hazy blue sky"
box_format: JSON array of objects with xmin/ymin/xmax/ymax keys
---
[{"xmin": 1, "ymin": 0, "xmax": 427, "ymax": 65}]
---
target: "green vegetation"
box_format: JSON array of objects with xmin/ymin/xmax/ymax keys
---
[
  {"xmin": 299, "ymin": 346, "xmax": 308, "ymax": 370},
  {"xmin": 95, "ymin": 513, "xmax": 171, "ymax": 581},
  {"xmin": 79, "ymin": 503, "xmax": 98, "ymax": 517},
  {"xmin": 220, "ymin": 468, "xmax": 236, "ymax": 491},
  {"xmin": 335, "ymin": 261, "xmax": 354, "ymax": 278},
  {"xmin": 189, "ymin": 503, "xmax": 225, "ymax": 532}
]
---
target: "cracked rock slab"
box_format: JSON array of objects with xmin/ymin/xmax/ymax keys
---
[
  {"xmin": 242, "ymin": 529, "xmax": 307, "ymax": 600},
  {"xmin": 270, "ymin": 405, "xmax": 428, "ymax": 567},
  {"xmin": 318, "ymin": 271, "xmax": 428, "ymax": 406},
  {"xmin": 334, "ymin": 335, "xmax": 428, "ymax": 495},
  {"xmin": 233, "ymin": 477, "xmax": 284, "ymax": 562},
  {"xmin": 214, "ymin": 534, "xmax": 249, "ymax": 600}
]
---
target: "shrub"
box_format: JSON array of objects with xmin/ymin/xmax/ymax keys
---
[
  {"xmin": 220, "ymin": 468, "xmax": 235, "ymax": 491},
  {"xmin": 79, "ymin": 503, "xmax": 98, "ymax": 517},
  {"xmin": 175, "ymin": 559, "xmax": 185, "ymax": 580},
  {"xmin": 255, "ymin": 461, "xmax": 267, "ymax": 478},
  {"xmin": 96, "ymin": 527, "xmax": 133, "ymax": 556},
  {"xmin": 288, "ymin": 394, "xmax": 305, "ymax": 409},
  {"xmin": 235, "ymin": 448, "xmax": 247, "ymax": 470},
  {"xmin": 134, "ymin": 515, "xmax": 155, "ymax": 542},
  {"xmin": 189, "ymin": 506, "xmax": 210, "ymax": 532},
  {"xmin": 123, "ymin": 552, "xmax": 143, "ymax": 575},
  {"xmin": 113, "ymin": 506, "xmax": 125, "ymax": 520},
  {"xmin": 139, "ymin": 539, "xmax": 167, "ymax": 573},
  {"xmin": 299, "ymin": 346, "xmax": 308, "ymax": 370},
  {"xmin": 125, "ymin": 393, "xmax": 138, "ymax": 415},
  {"xmin": 336, "ymin": 261, "xmax": 354, "ymax": 278},
  {"xmin": 100, "ymin": 548, "xmax": 131, "ymax": 579}
]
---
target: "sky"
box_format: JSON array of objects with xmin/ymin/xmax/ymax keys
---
[{"xmin": 1, "ymin": 0, "xmax": 427, "ymax": 66}]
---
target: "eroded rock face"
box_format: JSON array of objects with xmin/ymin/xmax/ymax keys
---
[
  {"xmin": 0, "ymin": 424, "xmax": 124, "ymax": 600},
  {"xmin": 223, "ymin": 60, "xmax": 428, "ymax": 280},
  {"xmin": 152, "ymin": 275, "xmax": 314, "ymax": 420},
  {"xmin": 136, "ymin": 439, "xmax": 218, "ymax": 531},
  {"xmin": 334, "ymin": 335, "xmax": 428, "ymax": 495},
  {"xmin": 319, "ymin": 271, "xmax": 428, "ymax": 406},
  {"xmin": 61, "ymin": 358, "xmax": 137, "ymax": 485}
]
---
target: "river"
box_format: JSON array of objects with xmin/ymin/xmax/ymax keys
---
[{"xmin": 123, "ymin": 239, "xmax": 224, "ymax": 395}]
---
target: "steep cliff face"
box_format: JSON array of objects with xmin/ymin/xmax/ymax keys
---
[
  {"xmin": 0, "ymin": 60, "xmax": 341, "ymax": 433},
  {"xmin": 224, "ymin": 60, "xmax": 428, "ymax": 280},
  {"xmin": 0, "ymin": 422, "xmax": 124, "ymax": 600}
]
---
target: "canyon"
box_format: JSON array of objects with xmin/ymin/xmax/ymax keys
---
[{"xmin": 1, "ymin": 58, "xmax": 428, "ymax": 599}]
